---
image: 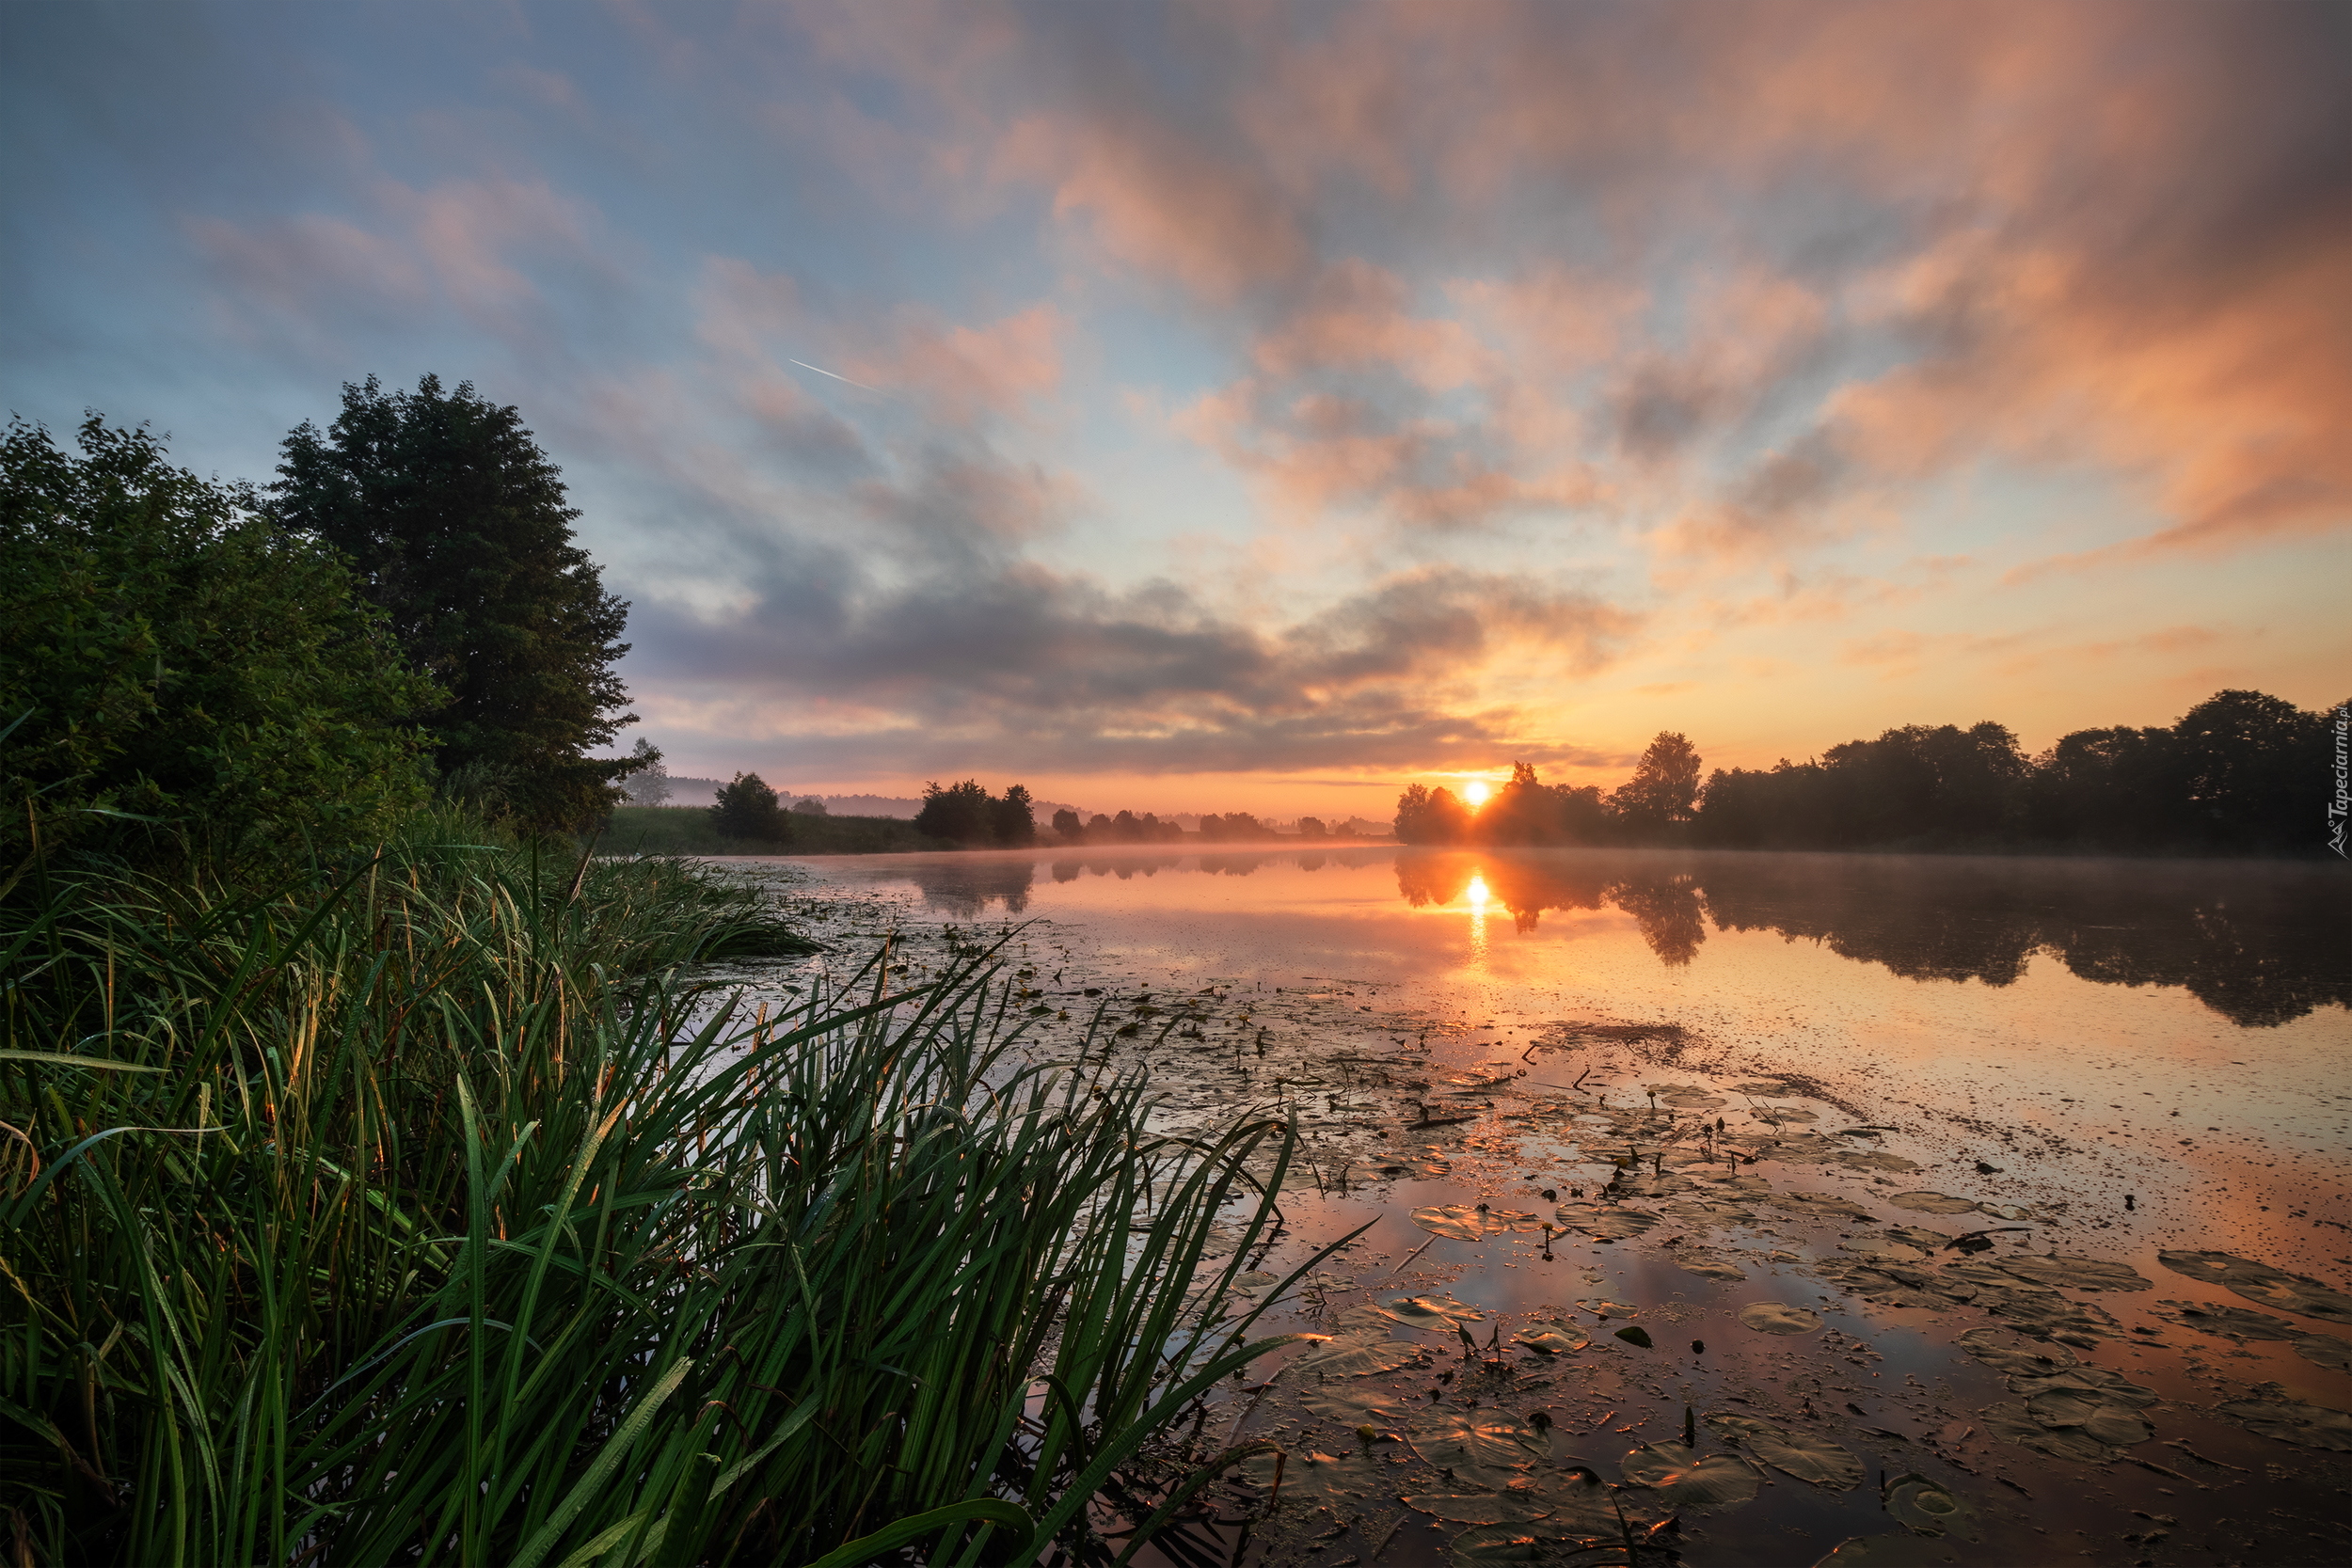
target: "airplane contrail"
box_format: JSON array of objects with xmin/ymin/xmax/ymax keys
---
[{"xmin": 789, "ymin": 357, "xmax": 878, "ymax": 392}]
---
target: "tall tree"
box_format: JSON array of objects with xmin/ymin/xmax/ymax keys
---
[
  {"xmin": 271, "ymin": 374, "xmax": 640, "ymax": 831},
  {"xmin": 1609, "ymin": 732, "xmax": 1703, "ymax": 837}
]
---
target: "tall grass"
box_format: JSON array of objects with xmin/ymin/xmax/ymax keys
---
[{"xmin": 1, "ymin": 819, "xmax": 1314, "ymax": 1565}]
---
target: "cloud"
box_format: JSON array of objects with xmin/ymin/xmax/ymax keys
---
[
  {"xmin": 833, "ymin": 1, "xmax": 2349, "ymax": 562},
  {"xmin": 190, "ymin": 175, "xmax": 613, "ymax": 358}
]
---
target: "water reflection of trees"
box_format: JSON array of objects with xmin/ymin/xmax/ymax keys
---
[
  {"xmin": 907, "ymin": 858, "xmax": 1037, "ymax": 918},
  {"xmin": 1395, "ymin": 850, "xmax": 2350, "ymax": 1025}
]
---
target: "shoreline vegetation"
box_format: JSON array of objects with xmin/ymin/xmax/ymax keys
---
[
  {"xmin": 1, "ymin": 816, "xmax": 1329, "ymax": 1564},
  {"xmin": 4, "ymin": 398, "xmax": 1334, "ymax": 1564}
]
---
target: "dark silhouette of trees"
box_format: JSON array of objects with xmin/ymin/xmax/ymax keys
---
[
  {"xmin": 1397, "ymin": 765, "xmax": 1607, "ymax": 846},
  {"xmin": 992, "ymin": 784, "xmax": 1036, "ymax": 847},
  {"xmin": 1050, "ymin": 808, "xmax": 1085, "ymax": 843},
  {"xmin": 1694, "ymin": 691, "xmax": 2335, "ymax": 853},
  {"xmin": 1400, "ymin": 692, "xmax": 2333, "ymax": 856},
  {"xmin": 709, "ymin": 772, "xmax": 789, "ymax": 846},
  {"xmin": 271, "ymin": 375, "xmax": 644, "ymax": 831},
  {"xmin": 1394, "ymin": 783, "xmax": 1473, "ymax": 845},
  {"xmin": 914, "ymin": 779, "xmax": 1037, "ymax": 846},
  {"xmin": 1608, "ymin": 733, "xmax": 1702, "ymax": 836}
]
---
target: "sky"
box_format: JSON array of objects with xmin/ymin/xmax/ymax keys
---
[{"xmin": 5, "ymin": 0, "xmax": 2346, "ymax": 818}]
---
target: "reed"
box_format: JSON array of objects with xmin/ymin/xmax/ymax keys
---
[{"xmin": 1, "ymin": 819, "xmax": 1312, "ymax": 1565}]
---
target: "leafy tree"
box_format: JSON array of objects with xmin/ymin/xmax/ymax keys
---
[
  {"xmin": 1608, "ymin": 732, "xmax": 1703, "ymax": 837},
  {"xmin": 623, "ymin": 736, "xmax": 673, "ymax": 805},
  {"xmin": 789, "ymin": 797, "xmax": 829, "ymax": 816},
  {"xmin": 1295, "ymin": 816, "xmax": 1327, "ymax": 838},
  {"xmin": 915, "ymin": 779, "xmax": 995, "ymax": 844},
  {"xmin": 1480, "ymin": 760, "xmax": 1609, "ymax": 846},
  {"xmin": 271, "ymin": 374, "xmax": 642, "ymax": 832},
  {"xmin": 992, "ymin": 784, "xmax": 1036, "ymax": 846},
  {"xmin": 1051, "ymin": 807, "xmax": 1084, "ymax": 843},
  {"xmin": 710, "ymin": 772, "xmax": 789, "ymax": 846},
  {"xmin": 2, "ymin": 416, "xmax": 438, "ymax": 864},
  {"xmin": 1392, "ymin": 783, "xmax": 1471, "ymax": 845},
  {"xmin": 2164, "ymin": 689, "xmax": 2321, "ymax": 848}
]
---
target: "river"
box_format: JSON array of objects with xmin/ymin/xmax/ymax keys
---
[{"xmin": 739, "ymin": 847, "xmax": 2351, "ymax": 1566}]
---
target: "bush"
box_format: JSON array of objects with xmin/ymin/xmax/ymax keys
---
[
  {"xmin": 708, "ymin": 770, "xmax": 789, "ymax": 845},
  {"xmin": 1, "ymin": 417, "xmax": 439, "ymax": 867}
]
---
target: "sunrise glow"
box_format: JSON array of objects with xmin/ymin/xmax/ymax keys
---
[{"xmin": 1463, "ymin": 782, "xmax": 1491, "ymax": 809}]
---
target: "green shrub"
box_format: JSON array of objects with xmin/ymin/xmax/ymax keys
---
[{"xmin": 0, "ymin": 417, "xmax": 439, "ymax": 867}]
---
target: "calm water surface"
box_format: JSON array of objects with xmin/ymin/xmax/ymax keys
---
[{"xmin": 755, "ymin": 847, "xmax": 2349, "ymax": 1566}]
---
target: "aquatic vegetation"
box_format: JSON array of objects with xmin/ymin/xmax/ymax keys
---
[{"xmin": 2159, "ymin": 1250, "xmax": 2352, "ymax": 1323}]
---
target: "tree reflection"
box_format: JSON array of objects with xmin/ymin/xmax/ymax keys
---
[{"xmin": 1395, "ymin": 850, "xmax": 2349, "ymax": 1025}]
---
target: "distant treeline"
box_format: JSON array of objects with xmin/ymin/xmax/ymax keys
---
[
  {"xmin": 1397, "ymin": 689, "xmax": 2344, "ymax": 856},
  {"xmin": 1046, "ymin": 807, "xmax": 1370, "ymax": 845},
  {"xmin": 915, "ymin": 780, "xmax": 1382, "ymax": 847}
]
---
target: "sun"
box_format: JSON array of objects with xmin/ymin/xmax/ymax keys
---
[{"xmin": 1463, "ymin": 780, "xmax": 1490, "ymax": 808}]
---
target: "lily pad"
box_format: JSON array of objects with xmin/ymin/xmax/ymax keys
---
[
  {"xmin": 1404, "ymin": 1489, "xmax": 1547, "ymax": 1526},
  {"xmin": 1883, "ymin": 1473, "xmax": 1970, "ymax": 1538},
  {"xmin": 1447, "ymin": 1523, "xmax": 1546, "ymax": 1565},
  {"xmin": 2158, "ymin": 1251, "xmax": 2352, "ymax": 1323},
  {"xmin": 1740, "ymin": 1301, "xmax": 1823, "ymax": 1335},
  {"xmin": 2024, "ymin": 1388, "xmax": 2153, "ymax": 1446},
  {"xmin": 2011, "ymin": 1364, "xmax": 2156, "ymax": 1408},
  {"xmin": 1675, "ymin": 1250, "xmax": 1750, "ymax": 1281},
  {"xmin": 1295, "ymin": 1331, "xmax": 1425, "ymax": 1378},
  {"xmin": 1980, "ymin": 1286, "xmax": 2121, "ymax": 1347},
  {"xmin": 1536, "ymin": 1469, "xmax": 1654, "ymax": 1535},
  {"xmin": 1552, "ymin": 1203, "xmax": 1659, "ymax": 1241},
  {"xmin": 1708, "ymin": 1413, "xmax": 1866, "ymax": 1489},
  {"xmin": 1994, "ymin": 1254, "xmax": 2152, "ymax": 1293},
  {"xmin": 1232, "ymin": 1270, "xmax": 1281, "ymax": 1293},
  {"xmin": 1620, "ymin": 1441, "xmax": 1763, "ymax": 1510},
  {"xmin": 1614, "ymin": 1325, "xmax": 1654, "ymax": 1348},
  {"xmin": 1300, "ymin": 1382, "xmax": 1413, "ymax": 1425},
  {"xmin": 2294, "ymin": 1335, "xmax": 2351, "ymax": 1372},
  {"xmin": 1578, "ymin": 1298, "xmax": 1639, "ymax": 1319},
  {"xmin": 1775, "ymin": 1191, "xmax": 1876, "ymax": 1220},
  {"xmin": 1957, "ymin": 1324, "xmax": 2076, "ymax": 1377},
  {"xmin": 1887, "ymin": 1192, "xmax": 1981, "ymax": 1215},
  {"xmin": 2153, "ymin": 1298, "xmax": 2299, "ymax": 1341},
  {"xmin": 1409, "ymin": 1410, "xmax": 1546, "ymax": 1481},
  {"xmin": 2214, "ymin": 1388, "xmax": 2352, "ymax": 1450},
  {"xmin": 1979, "ymin": 1400, "xmax": 2117, "ymax": 1463},
  {"xmin": 1514, "ymin": 1326, "xmax": 1589, "ymax": 1355},
  {"xmin": 1237, "ymin": 1447, "xmax": 1381, "ymax": 1502},
  {"xmin": 1389, "ymin": 1294, "xmax": 1486, "ymax": 1331},
  {"xmin": 1413, "ymin": 1205, "xmax": 1492, "ymax": 1240}
]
